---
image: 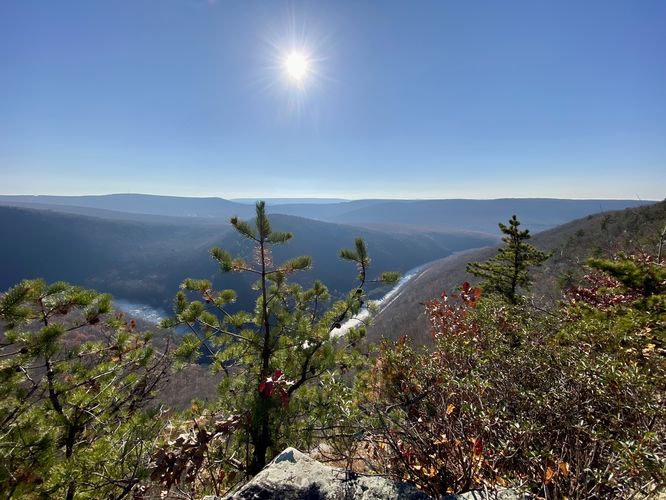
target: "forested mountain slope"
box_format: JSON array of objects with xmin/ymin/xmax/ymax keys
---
[
  {"xmin": 276, "ymin": 198, "xmax": 653, "ymax": 234},
  {"xmin": 368, "ymin": 199, "xmax": 666, "ymax": 345},
  {"xmin": 0, "ymin": 200, "xmax": 239, "ymax": 226},
  {"xmin": 0, "ymin": 193, "xmax": 254, "ymax": 218},
  {"xmin": 0, "ymin": 206, "xmax": 496, "ymax": 312},
  {"xmin": 0, "ymin": 206, "xmax": 231, "ymax": 305},
  {"xmin": 0, "ymin": 194, "xmax": 650, "ymax": 234}
]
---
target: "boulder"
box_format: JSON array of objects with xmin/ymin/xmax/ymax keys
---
[{"xmin": 207, "ymin": 447, "xmax": 431, "ymax": 500}]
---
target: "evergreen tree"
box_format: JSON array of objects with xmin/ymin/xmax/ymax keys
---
[
  {"xmin": 466, "ymin": 215, "xmax": 549, "ymax": 304},
  {"xmin": 0, "ymin": 280, "xmax": 168, "ymax": 499},
  {"xmin": 163, "ymin": 201, "xmax": 398, "ymax": 478}
]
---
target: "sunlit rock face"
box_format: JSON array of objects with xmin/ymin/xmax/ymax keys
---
[
  {"xmin": 203, "ymin": 447, "xmax": 528, "ymax": 500},
  {"xmin": 205, "ymin": 447, "xmax": 430, "ymax": 500}
]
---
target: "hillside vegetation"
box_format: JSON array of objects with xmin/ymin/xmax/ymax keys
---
[
  {"xmin": 360, "ymin": 245, "xmax": 665, "ymax": 498},
  {"xmin": 0, "ymin": 206, "xmax": 231, "ymax": 306},
  {"xmin": 369, "ymin": 199, "xmax": 666, "ymax": 344},
  {"xmin": 0, "ymin": 205, "xmax": 496, "ymax": 312},
  {"xmin": 1, "ymin": 201, "xmax": 664, "ymax": 499}
]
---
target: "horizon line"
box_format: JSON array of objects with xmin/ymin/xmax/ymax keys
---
[{"xmin": 0, "ymin": 192, "xmax": 660, "ymax": 203}]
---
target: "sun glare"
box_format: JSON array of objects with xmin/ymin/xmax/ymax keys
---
[
  {"xmin": 258, "ymin": 13, "xmax": 327, "ymax": 109},
  {"xmin": 284, "ymin": 52, "xmax": 309, "ymax": 83}
]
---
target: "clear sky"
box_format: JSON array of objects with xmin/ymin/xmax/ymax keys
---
[{"xmin": 1, "ymin": 0, "xmax": 664, "ymax": 200}]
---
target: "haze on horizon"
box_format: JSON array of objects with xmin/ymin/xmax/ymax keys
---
[{"xmin": 1, "ymin": 1, "xmax": 664, "ymax": 200}]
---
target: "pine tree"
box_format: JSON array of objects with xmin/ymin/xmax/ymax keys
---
[
  {"xmin": 0, "ymin": 280, "xmax": 168, "ymax": 499},
  {"xmin": 163, "ymin": 201, "xmax": 398, "ymax": 478},
  {"xmin": 466, "ymin": 215, "xmax": 549, "ymax": 304}
]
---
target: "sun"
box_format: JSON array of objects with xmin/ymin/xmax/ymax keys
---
[{"xmin": 284, "ymin": 52, "xmax": 310, "ymax": 83}]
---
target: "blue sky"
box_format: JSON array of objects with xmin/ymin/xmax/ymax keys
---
[{"xmin": 1, "ymin": 0, "xmax": 664, "ymax": 199}]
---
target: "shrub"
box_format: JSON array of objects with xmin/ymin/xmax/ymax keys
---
[{"xmin": 360, "ymin": 252, "xmax": 665, "ymax": 498}]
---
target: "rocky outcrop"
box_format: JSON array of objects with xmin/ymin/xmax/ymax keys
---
[
  {"xmin": 204, "ymin": 447, "xmax": 529, "ymax": 500},
  {"xmin": 207, "ymin": 447, "xmax": 430, "ymax": 500}
]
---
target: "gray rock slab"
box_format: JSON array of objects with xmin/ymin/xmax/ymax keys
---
[{"xmin": 206, "ymin": 447, "xmax": 431, "ymax": 500}]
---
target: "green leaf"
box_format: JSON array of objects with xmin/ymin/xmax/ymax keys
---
[
  {"xmin": 180, "ymin": 301, "xmax": 205, "ymax": 322},
  {"xmin": 216, "ymin": 289, "xmax": 237, "ymax": 305},
  {"xmin": 380, "ymin": 271, "xmax": 400, "ymax": 284},
  {"xmin": 174, "ymin": 290, "xmax": 188, "ymax": 314},
  {"xmin": 282, "ymin": 256, "xmax": 312, "ymax": 273},
  {"xmin": 268, "ymin": 231, "xmax": 292, "ymax": 244},
  {"xmin": 45, "ymin": 281, "xmax": 69, "ymax": 295},
  {"xmin": 254, "ymin": 201, "xmax": 271, "ymax": 239},
  {"xmin": 34, "ymin": 324, "xmax": 65, "ymax": 354},
  {"xmin": 200, "ymin": 311, "xmax": 219, "ymax": 328},
  {"xmin": 355, "ymin": 238, "xmax": 368, "ymax": 262},
  {"xmin": 231, "ymin": 217, "xmax": 257, "ymax": 240},
  {"xmin": 211, "ymin": 247, "xmax": 234, "ymax": 272},
  {"xmin": 174, "ymin": 333, "xmax": 202, "ymax": 363},
  {"xmin": 0, "ymin": 280, "xmax": 38, "ymax": 324},
  {"xmin": 181, "ymin": 278, "xmax": 212, "ymax": 292}
]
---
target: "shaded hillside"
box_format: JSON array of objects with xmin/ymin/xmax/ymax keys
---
[
  {"xmin": 0, "ymin": 200, "xmax": 240, "ymax": 226},
  {"xmin": 530, "ymin": 197, "xmax": 666, "ymax": 302},
  {"xmin": 368, "ymin": 200, "xmax": 666, "ymax": 345},
  {"xmin": 0, "ymin": 206, "xmax": 496, "ymax": 314},
  {"xmin": 0, "ymin": 206, "xmax": 230, "ymax": 304},
  {"xmin": 0, "ymin": 193, "xmax": 254, "ymax": 219},
  {"xmin": 0, "ymin": 194, "xmax": 651, "ymax": 235},
  {"xmin": 160, "ymin": 214, "xmax": 498, "ymax": 312},
  {"xmin": 273, "ymin": 198, "xmax": 652, "ymax": 234}
]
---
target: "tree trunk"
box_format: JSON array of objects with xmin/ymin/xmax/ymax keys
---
[
  {"xmin": 249, "ymin": 235, "xmax": 272, "ymax": 475},
  {"xmin": 64, "ymin": 424, "xmax": 78, "ymax": 500}
]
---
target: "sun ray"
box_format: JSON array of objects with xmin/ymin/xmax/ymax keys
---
[{"xmin": 248, "ymin": 8, "xmax": 333, "ymax": 122}]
